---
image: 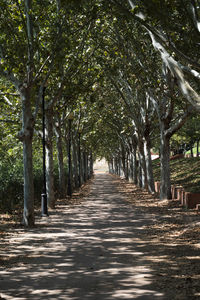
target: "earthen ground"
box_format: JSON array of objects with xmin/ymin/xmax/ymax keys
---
[{"xmin": 0, "ymin": 168, "xmax": 200, "ymax": 299}]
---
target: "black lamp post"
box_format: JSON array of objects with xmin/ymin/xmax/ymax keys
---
[
  {"xmin": 78, "ymin": 128, "xmax": 82, "ymax": 188},
  {"xmin": 67, "ymin": 112, "xmax": 74, "ymax": 197},
  {"xmin": 41, "ymin": 85, "xmax": 48, "ymax": 216}
]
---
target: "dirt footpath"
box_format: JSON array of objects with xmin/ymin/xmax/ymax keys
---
[{"xmin": 0, "ymin": 173, "xmax": 200, "ymax": 299}]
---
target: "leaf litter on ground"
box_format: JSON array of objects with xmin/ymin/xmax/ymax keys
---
[{"xmin": 112, "ymin": 174, "xmax": 200, "ymax": 299}]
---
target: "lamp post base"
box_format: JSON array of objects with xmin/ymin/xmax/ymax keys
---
[{"xmin": 41, "ymin": 193, "xmax": 49, "ymax": 217}]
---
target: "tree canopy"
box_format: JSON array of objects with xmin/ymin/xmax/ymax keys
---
[{"xmin": 0, "ymin": 0, "xmax": 199, "ymax": 225}]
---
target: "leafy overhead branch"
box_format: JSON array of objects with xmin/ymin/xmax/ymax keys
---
[{"xmin": 112, "ymin": 0, "xmax": 200, "ymax": 110}]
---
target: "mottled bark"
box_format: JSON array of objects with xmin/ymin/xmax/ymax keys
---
[
  {"xmin": 130, "ymin": 154, "xmax": 134, "ymax": 183},
  {"xmin": 138, "ymin": 153, "xmax": 143, "ymax": 188},
  {"xmin": 45, "ymin": 107, "xmax": 55, "ymax": 208},
  {"xmin": 160, "ymin": 123, "xmax": 172, "ymax": 200},
  {"xmin": 126, "ymin": 154, "xmax": 129, "ymax": 181},
  {"xmin": 138, "ymin": 139, "xmax": 148, "ymax": 189},
  {"xmin": 132, "ymin": 147, "xmax": 138, "ymax": 185},
  {"xmin": 108, "ymin": 161, "xmax": 113, "ymax": 174},
  {"xmin": 144, "ymin": 133, "xmax": 155, "ymax": 193},
  {"xmin": 55, "ymin": 119, "xmax": 66, "ymax": 198},
  {"xmin": 114, "ymin": 157, "xmax": 118, "ymax": 175},
  {"xmin": 121, "ymin": 144, "xmax": 128, "ymax": 179},
  {"xmin": 19, "ymin": 88, "xmax": 34, "ymax": 226}
]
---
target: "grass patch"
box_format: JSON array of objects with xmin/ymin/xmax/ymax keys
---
[{"xmin": 153, "ymin": 157, "xmax": 200, "ymax": 193}]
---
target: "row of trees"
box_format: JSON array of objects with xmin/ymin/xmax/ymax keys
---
[{"xmin": 0, "ymin": 0, "xmax": 200, "ymax": 226}]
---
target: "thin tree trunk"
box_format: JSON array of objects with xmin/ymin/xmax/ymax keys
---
[
  {"xmin": 20, "ymin": 89, "xmax": 35, "ymax": 226},
  {"xmin": 129, "ymin": 153, "xmax": 133, "ymax": 182},
  {"xmin": 55, "ymin": 120, "xmax": 66, "ymax": 198},
  {"xmin": 132, "ymin": 147, "xmax": 138, "ymax": 185},
  {"xmin": 114, "ymin": 157, "xmax": 118, "ymax": 175},
  {"xmin": 138, "ymin": 153, "xmax": 143, "ymax": 188},
  {"xmin": 87, "ymin": 154, "xmax": 90, "ymax": 180},
  {"xmin": 197, "ymin": 140, "xmax": 199, "ymax": 157},
  {"xmin": 108, "ymin": 160, "xmax": 113, "ymax": 174},
  {"xmin": 111, "ymin": 160, "xmax": 113, "ymax": 174},
  {"xmin": 72, "ymin": 140, "xmax": 79, "ymax": 188},
  {"xmin": 128, "ymin": 154, "xmax": 132, "ymax": 181},
  {"xmin": 126, "ymin": 153, "xmax": 129, "ymax": 181},
  {"xmin": 121, "ymin": 144, "xmax": 128, "ymax": 179},
  {"xmin": 119, "ymin": 157, "xmax": 121, "ymax": 176},
  {"xmin": 83, "ymin": 151, "xmax": 87, "ymax": 182},
  {"xmin": 80, "ymin": 152, "xmax": 84, "ymax": 183},
  {"xmin": 46, "ymin": 107, "xmax": 55, "ymax": 208},
  {"xmin": 190, "ymin": 144, "xmax": 194, "ymax": 157},
  {"xmin": 144, "ymin": 135, "xmax": 155, "ymax": 193},
  {"xmin": 89, "ymin": 152, "xmax": 94, "ymax": 178},
  {"xmin": 78, "ymin": 133, "xmax": 82, "ymax": 187},
  {"xmin": 138, "ymin": 140, "xmax": 148, "ymax": 189},
  {"xmin": 122, "ymin": 155, "xmax": 126, "ymax": 178},
  {"xmin": 160, "ymin": 128, "xmax": 172, "ymax": 200},
  {"xmin": 23, "ymin": 136, "xmax": 34, "ymax": 226}
]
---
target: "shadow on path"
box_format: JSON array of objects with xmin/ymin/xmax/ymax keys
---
[{"xmin": 0, "ymin": 173, "xmax": 167, "ymax": 299}]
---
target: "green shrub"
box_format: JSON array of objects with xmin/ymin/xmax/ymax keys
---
[{"xmin": 0, "ymin": 159, "xmax": 24, "ymax": 212}]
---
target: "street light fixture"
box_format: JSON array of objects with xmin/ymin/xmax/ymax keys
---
[
  {"xmin": 41, "ymin": 84, "xmax": 48, "ymax": 217},
  {"xmin": 67, "ymin": 112, "xmax": 74, "ymax": 197}
]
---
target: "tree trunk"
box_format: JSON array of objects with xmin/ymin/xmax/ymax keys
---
[
  {"xmin": 138, "ymin": 153, "xmax": 143, "ymax": 188},
  {"xmin": 20, "ymin": 89, "xmax": 35, "ymax": 227},
  {"xmin": 129, "ymin": 153, "xmax": 133, "ymax": 182},
  {"xmin": 23, "ymin": 136, "xmax": 34, "ymax": 226},
  {"xmin": 80, "ymin": 152, "xmax": 84, "ymax": 183},
  {"xmin": 144, "ymin": 135, "xmax": 155, "ymax": 193},
  {"xmin": 45, "ymin": 107, "xmax": 55, "ymax": 208},
  {"xmin": 126, "ymin": 154, "xmax": 129, "ymax": 180},
  {"xmin": 87, "ymin": 154, "xmax": 90, "ymax": 180},
  {"xmin": 83, "ymin": 151, "xmax": 87, "ymax": 182},
  {"xmin": 160, "ymin": 128, "xmax": 172, "ymax": 200},
  {"xmin": 121, "ymin": 144, "xmax": 128, "ymax": 179},
  {"xmin": 55, "ymin": 120, "xmax": 66, "ymax": 198},
  {"xmin": 78, "ymin": 133, "xmax": 82, "ymax": 187},
  {"xmin": 108, "ymin": 159, "xmax": 114, "ymax": 174},
  {"xmin": 115, "ymin": 158, "xmax": 117, "ymax": 175},
  {"xmin": 89, "ymin": 152, "xmax": 94, "ymax": 178},
  {"xmin": 128, "ymin": 153, "xmax": 132, "ymax": 181},
  {"xmin": 138, "ymin": 140, "xmax": 148, "ymax": 189},
  {"xmin": 119, "ymin": 157, "xmax": 122, "ymax": 176},
  {"xmin": 132, "ymin": 147, "xmax": 138, "ymax": 185},
  {"xmin": 72, "ymin": 140, "xmax": 79, "ymax": 188},
  {"xmin": 190, "ymin": 144, "xmax": 194, "ymax": 157},
  {"xmin": 197, "ymin": 140, "xmax": 199, "ymax": 157},
  {"xmin": 122, "ymin": 155, "xmax": 126, "ymax": 178}
]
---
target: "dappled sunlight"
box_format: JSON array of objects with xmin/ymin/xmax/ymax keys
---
[{"xmin": 1, "ymin": 173, "xmax": 200, "ymax": 299}]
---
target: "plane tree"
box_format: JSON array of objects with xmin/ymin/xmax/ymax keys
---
[
  {"xmin": 0, "ymin": 0, "xmax": 100, "ymax": 225},
  {"xmin": 104, "ymin": 1, "xmax": 198, "ymax": 199}
]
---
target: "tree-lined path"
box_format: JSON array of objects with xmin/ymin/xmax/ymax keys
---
[{"xmin": 0, "ymin": 169, "xmax": 169, "ymax": 300}]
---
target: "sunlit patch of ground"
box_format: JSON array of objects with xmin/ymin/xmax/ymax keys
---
[
  {"xmin": 93, "ymin": 159, "xmax": 108, "ymax": 174},
  {"xmin": 1, "ymin": 173, "xmax": 200, "ymax": 299},
  {"xmin": 114, "ymin": 175, "xmax": 200, "ymax": 299}
]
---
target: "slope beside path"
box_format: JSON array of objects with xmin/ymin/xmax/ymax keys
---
[{"xmin": 0, "ymin": 172, "xmax": 199, "ymax": 299}]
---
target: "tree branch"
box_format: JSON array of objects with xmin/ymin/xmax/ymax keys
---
[{"xmin": 166, "ymin": 106, "xmax": 193, "ymax": 137}]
